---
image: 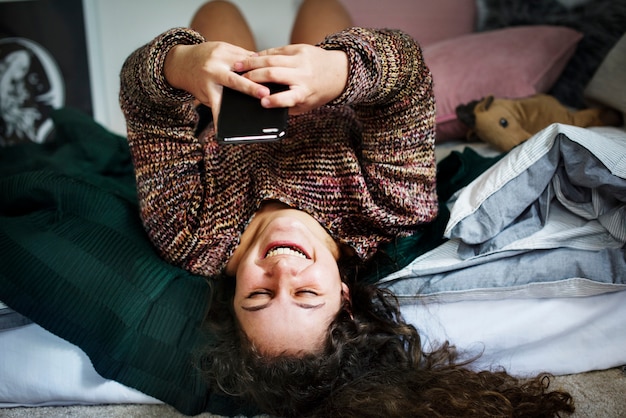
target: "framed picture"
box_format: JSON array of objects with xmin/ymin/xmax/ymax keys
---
[{"xmin": 0, "ymin": 0, "xmax": 92, "ymax": 146}]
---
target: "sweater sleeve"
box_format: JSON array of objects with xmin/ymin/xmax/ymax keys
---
[
  {"xmin": 119, "ymin": 28, "xmax": 234, "ymax": 277},
  {"xmin": 320, "ymin": 28, "xmax": 438, "ymax": 233}
]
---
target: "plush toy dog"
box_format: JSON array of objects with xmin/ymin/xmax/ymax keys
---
[{"xmin": 456, "ymin": 94, "xmax": 623, "ymax": 152}]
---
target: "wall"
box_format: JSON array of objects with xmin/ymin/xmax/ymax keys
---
[{"xmin": 82, "ymin": 0, "xmax": 300, "ymax": 135}]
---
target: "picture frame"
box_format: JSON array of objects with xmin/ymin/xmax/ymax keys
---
[{"xmin": 0, "ymin": 0, "xmax": 92, "ymax": 146}]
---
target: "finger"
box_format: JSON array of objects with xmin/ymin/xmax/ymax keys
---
[
  {"xmin": 209, "ymin": 41, "xmax": 257, "ymax": 61},
  {"xmin": 256, "ymin": 44, "xmax": 304, "ymax": 56},
  {"xmin": 220, "ymin": 71, "xmax": 271, "ymax": 98},
  {"xmin": 241, "ymin": 67, "xmax": 299, "ymax": 89},
  {"xmin": 211, "ymin": 106, "xmax": 220, "ymax": 131},
  {"xmin": 260, "ymin": 88, "xmax": 303, "ymax": 109},
  {"xmin": 255, "ymin": 46, "xmax": 285, "ymax": 57},
  {"xmin": 234, "ymin": 53, "xmax": 297, "ymax": 74}
]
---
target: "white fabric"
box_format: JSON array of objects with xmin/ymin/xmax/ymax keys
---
[
  {"xmin": 401, "ymin": 290, "xmax": 626, "ymax": 377},
  {"xmin": 0, "ymin": 324, "xmax": 160, "ymax": 407}
]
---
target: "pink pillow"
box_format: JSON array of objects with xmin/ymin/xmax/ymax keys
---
[
  {"xmin": 340, "ymin": 0, "xmax": 477, "ymax": 46},
  {"xmin": 424, "ymin": 26, "xmax": 583, "ymax": 142}
]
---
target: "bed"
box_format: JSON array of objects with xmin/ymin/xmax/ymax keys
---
[{"xmin": 1, "ymin": 0, "xmax": 625, "ymax": 417}]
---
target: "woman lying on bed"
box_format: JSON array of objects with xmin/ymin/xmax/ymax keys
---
[{"xmin": 119, "ymin": 0, "xmax": 574, "ymax": 416}]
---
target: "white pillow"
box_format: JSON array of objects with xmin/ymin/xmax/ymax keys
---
[
  {"xmin": 0, "ymin": 324, "xmax": 160, "ymax": 407},
  {"xmin": 584, "ymin": 33, "xmax": 626, "ymax": 116},
  {"xmin": 401, "ymin": 289, "xmax": 626, "ymax": 377}
]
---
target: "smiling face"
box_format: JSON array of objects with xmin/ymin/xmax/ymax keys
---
[{"xmin": 226, "ymin": 202, "xmax": 349, "ymax": 356}]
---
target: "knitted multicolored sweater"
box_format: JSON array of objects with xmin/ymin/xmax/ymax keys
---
[{"xmin": 119, "ymin": 27, "xmax": 437, "ymax": 277}]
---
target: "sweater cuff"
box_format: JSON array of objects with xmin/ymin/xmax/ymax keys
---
[
  {"xmin": 319, "ymin": 28, "xmax": 380, "ymax": 106},
  {"xmin": 148, "ymin": 27, "xmax": 205, "ymax": 103}
]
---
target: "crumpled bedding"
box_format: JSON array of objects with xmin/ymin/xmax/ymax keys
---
[{"xmin": 380, "ymin": 123, "xmax": 626, "ymax": 301}]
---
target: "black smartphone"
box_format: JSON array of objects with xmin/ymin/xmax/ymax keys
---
[{"xmin": 216, "ymin": 83, "xmax": 288, "ymax": 144}]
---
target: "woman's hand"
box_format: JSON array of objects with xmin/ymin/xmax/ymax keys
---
[
  {"xmin": 163, "ymin": 41, "xmax": 271, "ymax": 120},
  {"xmin": 234, "ymin": 44, "xmax": 349, "ymax": 114}
]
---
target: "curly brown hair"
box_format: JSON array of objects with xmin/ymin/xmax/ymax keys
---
[{"xmin": 199, "ymin": 270, "xmax": 574, "ymax": 417}]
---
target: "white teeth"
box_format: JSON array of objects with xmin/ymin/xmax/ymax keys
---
[{"xmin": 266, "ymin": 247, "xmax": 307, "ymax": 259}]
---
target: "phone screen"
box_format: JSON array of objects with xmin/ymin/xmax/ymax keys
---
[{"xmin": 216, "ymin": 83, "xmax": 288, "ymax": 144}]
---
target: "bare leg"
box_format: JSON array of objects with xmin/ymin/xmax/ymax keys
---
[
  {"xmin": 290, "ymin": 0, "xmax": 353, "ymax": 45},
  {"xmin": 190, "ymin": 0, "xmax": 257, "ymax": 50}
]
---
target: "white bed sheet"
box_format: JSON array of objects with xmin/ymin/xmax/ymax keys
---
[
  {"xmin": 1, "ymin": 290, "xmax": 625, "ymax": 407},
  {"xmin": 0, "ymin": 324, "xmax": 160, "ymax": 407},
  {"xmin": 401, "ymin": 290, "xmax": 626, "ymax": 377}
]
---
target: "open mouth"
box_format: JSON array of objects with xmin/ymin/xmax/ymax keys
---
[{"xmin": 265, "ymin": 245, "xmax": 309, "ymax": 260}]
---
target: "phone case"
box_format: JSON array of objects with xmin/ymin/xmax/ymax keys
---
[{"xmin": 216, "ymin": 83, "xmax": 288, "ymax": 144}]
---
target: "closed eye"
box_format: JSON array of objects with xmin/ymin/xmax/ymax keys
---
[
  {"xmin": 248, "ymin": 290, "xmax": 318, "ymax": 297},
  {"xmin": 241, "ymin": 290, "xmax": 323, "ymax": 311},
  {"xmin": 240, "ymin": 300, "xmax": 325, "ymax": 312},
  {"xmin": 247, "ymin": 290, "xmax": 271, "ymax": 298}
]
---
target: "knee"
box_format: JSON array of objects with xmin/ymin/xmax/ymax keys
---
[{"xmin": 191, "ymin": 1, "xmax": 245, "ymax": 26}]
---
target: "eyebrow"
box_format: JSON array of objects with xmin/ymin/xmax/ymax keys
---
[{"xmin": 241, "ymin": 301, "xmax": 326, "ymax": 312}]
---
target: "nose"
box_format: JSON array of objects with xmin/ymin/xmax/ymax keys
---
[{"xmin": 267, "ymin": 257, "xmax": 301, "ymax": 279}]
